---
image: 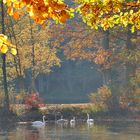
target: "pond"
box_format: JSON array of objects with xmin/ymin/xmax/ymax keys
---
[{"xmin": 0, "ymin": 121, "xmax": 140, "ymax": 140}]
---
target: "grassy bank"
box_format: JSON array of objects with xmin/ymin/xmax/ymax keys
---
[{"xmin": 9, "ymin": 103, "xmax": 140, "ymax": 122}]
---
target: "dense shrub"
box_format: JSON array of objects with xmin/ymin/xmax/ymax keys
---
[
  {"xmin": 89, "ymin": 85, "xmax": 112, "ymax": 112},
  {"xmin": 24, "ymin": 93, "xmax": 45, "ymax": 110}
]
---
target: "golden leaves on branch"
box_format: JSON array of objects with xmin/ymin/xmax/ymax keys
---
[
  {"xmin": 5, "ymin": 0, "xmax": 73, "ymax": 24},
  {"xmin": 118, "ymin": 48, "xmax": 140, "ymax": 64},
  {"xmin": 7, "ymin": 43, "xmax": 60, "ymax": 79},
  {"xmin": 89, "ymin": 85, "xmax": 112, "ymax": 111},
  {"xmin": 64, "ymin": 44, "xmax": 112, "ymax": 69},
  {"xmin": 94, "ymin": 48, "xmax": 110, "ymax": 65},
  {"xmin": 77, "ymin": 0, "xmax": 140, "ymax": 32},
  {"xmin": 0, "ymin": 34, "xmax": 17, "ymax": 55},
  {"xmin": 5, "ymin": 0, "xmax": 140, "ymax": 30},
  {"xmin": 33, "ymin": 44, "xmax": 61, "ymax": 75}
]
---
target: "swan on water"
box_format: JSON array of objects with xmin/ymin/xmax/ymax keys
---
[
  {"xmin": 56, "ymin": 116, "xmax": 68, "ymax": 124},
  {"xmin": 87, "ymin": 113, "xmax": 94, "ymax": 124},
  {"xmin": 32, "ymin": 115, "xmax": 46, "ymax": 127},
  {"xmin": 70, "ymin": 117, "xmax": 76, "ymax": 125}
]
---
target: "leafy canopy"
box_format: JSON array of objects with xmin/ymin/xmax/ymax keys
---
[
  {"xmin": 76, "ymin": 0, "xmax": 140, "ymax": 32},
  {"xmin": 2, "ymin": 0, "xmax": 74, "ymax": 56},
  {"xmin": 4, "ymin": 0, "xmax": 74, "ymax": 24}
]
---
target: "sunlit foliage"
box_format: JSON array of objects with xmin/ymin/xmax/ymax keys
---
[
  {"xmin": 7, "ymin": 43, "xmax": 60, "ymax": 79},
  {"xmin": 5, "ymin": 15, "xmax": 61, "ymax": 80},
  {"xmin": 76, "ymin": 0, "xmax": 140, "ymax": 32},
  {"xmin": 89, "ymin": 85, "xmax": 112, "ymax": 111},
  {"xmin": 5, "ymin": 0, "xmax": 74, "ymax": 24},
  {"xmin": 0, "ymin": 34, "xmax": 17, "ymax": 55}
]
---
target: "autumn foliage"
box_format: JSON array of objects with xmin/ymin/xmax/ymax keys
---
[
  {"xmin": 24, "ymin": 93, "xmax": 45, "ymax": 109},
  {"xmin": 5, "ymin": 0, "xmax": 73, "ymax": 24},
  {"xmin": 0, "ymin": 34, "xmax": 17, "ymax": 55},
  {"xmin": 89, "ymin": 85, "xmax": 112, "ymax": 111},
  {"xmin": 77, "ymin": 0, "xmax": 140, "ymax": 32}
]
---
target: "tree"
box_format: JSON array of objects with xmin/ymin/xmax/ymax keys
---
[
  {"xmin": 0, "ymin": 0, "xmax": 72, "ymax": 113},
  {"xmin": 6, "ymin": 16, "xmax": 61, "ymax": 93},
  {"xmin": 76, "ymin": 0, "xmax": 140, "ymax": 111},
  {"xmin": 0, "ymin": 0, "xmax": 17, "ymax": 113}
]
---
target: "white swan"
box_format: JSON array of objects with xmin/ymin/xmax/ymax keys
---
[
  {"xmin": 70, "ymin": 117, "xmax": 76, "ymax": 125},
  {"xmin": 87, "ymin": 113, "xmax": 94, "ymax": 124},
  {"xmin": 56, "ymin": 116, "xmax": 68, "ymax": 124},
  {"xmin": 32, "ymin": 115, "xmax": 46, "ymax": 127}
]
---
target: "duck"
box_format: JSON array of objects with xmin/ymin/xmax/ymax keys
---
[
  {"xmin": 70, "ymin": 117, "xmax": 76, "ymax": 125},
  {"xmin": 32, "ymin": 115, "xmax": 46, "ymax": 127},
  {"xmin": 87, "ymin": 113, "xmax": 94, "ymax": 124},
  {"xmin": 56, "ymin": 116, "xmax": 68, "ymax": 124}
]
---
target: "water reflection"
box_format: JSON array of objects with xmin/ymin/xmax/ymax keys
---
[{"xmin": 0, "ymin": 122, "xmax": 140, "ymax": 140}]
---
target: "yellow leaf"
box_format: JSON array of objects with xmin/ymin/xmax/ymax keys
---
[
  {"xmin": 0, "ymin": 45, "xmax": 8, "ymax": 54},
  {"xmin": 29, "ymin": 7, "xmax": 34, "ymax": 17},
  {"xmin": 131, "ymin": 26, "xmax": 135, "ymax": 33},
  {"xmin": 13, "ymin": 2, "xmax": 20, "ymax": 9},
  {"xmin": 3, "ymin": 0, "xmax": 7, "ymax": 4},
  {"xmin": 0, "ymin": 34, "xmax": 8, "ymax": 41},
  {"xmin": 130, "ymin": 10, "xmax": 133, "ymax": 14},
  {"xmin": 70, "ymin": 8, "xmax": 74, "ymax": 12},
  {"xmin": 7, "ymin": 7, "xmax": 13, "ymax": 16},
  {"xmin": 11, "ymin": 48, "xmax": 17, "ymax": 55},
  {"xmin": 0, "ymin": 40, "xmax": 3, "ymax": 47}
]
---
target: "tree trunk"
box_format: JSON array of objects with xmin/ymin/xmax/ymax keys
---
[
  {"xmin": 9, "ymin": 17, "xmax": 22, "ymax": 76},
  {"xmin": 30, "ymin": 79, "xmax": 37, "ymax": 93},
  {"xmin": 29, "ymin": 18, "xmax": 37, "ymax": 93},
  {"xmin": 101, "ymin": 30, "xmax": 120, "ymax": 112},
  {"xmin": 0, "ymin": 0, "xmax": 10, "ymax": 112},
  {"xmin": 8, "ymin": 17, "xmax": 26, "ymax": 92},
  {"xmin": 1, "ymin": 54, "xmax": 9, "ymax": 112},
  {"xmin": 125, "ymin": 27, "xmax": 137, "ymax": 94},
  {"xmin": 38, "ymin": 76, "xmax": 44, "ymax": 93},
  {"xmin": 101, "ymin": 30, "xmax": 111, "ymax": 86}
]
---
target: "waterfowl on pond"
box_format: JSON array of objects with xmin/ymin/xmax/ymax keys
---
[
  {"xmin": 87, "ymin": 113, "xmax": 94, "ymax": 124},
  {"xmin": 32, "ymin": 115, "xmax": 46, "ymax": 127},
  {"xmin": 56, "ymin": 116, "xmax": 68, "ymax": 124},
  {"xmin": 70, "ymin": 117, "xmax": 76, "ymax": 125}
]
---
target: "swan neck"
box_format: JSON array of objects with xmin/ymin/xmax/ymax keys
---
[
  {"xmin": 43, "ymin": 116, "xmax": 45, "ymax": 123},
  {"xmin": 87, "ymin": 114, "xmax": 89, "ymax": 119}
]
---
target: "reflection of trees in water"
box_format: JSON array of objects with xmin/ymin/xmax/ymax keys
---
[
  {"xmin": 90, "ymin": 122, "xmax": 140, "ymax": 140},
  {"xmin": 15, "ymin": 126, "xmax": 45, "ymax": 140},
  {"xmin": 45, "ymin": 123, "xmax": 66, "ymax": 140},
  {"xmin": 108, "ymin": 121, "xmax": 140, "ymax": 136},
  {"xmin": 101, "ymin": 121, "xmax": 140, "ymax": 134},
  {"xmin": 0, "ymin": 122, "xmax": 140, "ymax": 140},
  {"xmin": 0, "ymin": 123, "xmax": 15, "ymax": 132},
  {"xmin": 0, "ymin": 123, "xmax": 16, "ymax": 140},
  {"xmin": 25, "ymin": 129, "xmax": 39, "ymax": 140}
]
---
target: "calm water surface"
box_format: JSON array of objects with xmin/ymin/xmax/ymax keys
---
[{"xmin": 0, "ymin": 121, "xmax": 140, "ymax": 140}]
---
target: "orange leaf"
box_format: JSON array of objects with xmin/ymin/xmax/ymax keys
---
[
  {"xmin": 7, "ymin": 7, "xmax": 13, "ymax": 16},
  {"xmin": 13, "ymin": 12, "xmax": 20, "ymax": 20}
]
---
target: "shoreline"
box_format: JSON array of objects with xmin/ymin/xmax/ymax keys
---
[{"xmin": 1, "ymin": 103, "xmax": 140, "ymax": 123}]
